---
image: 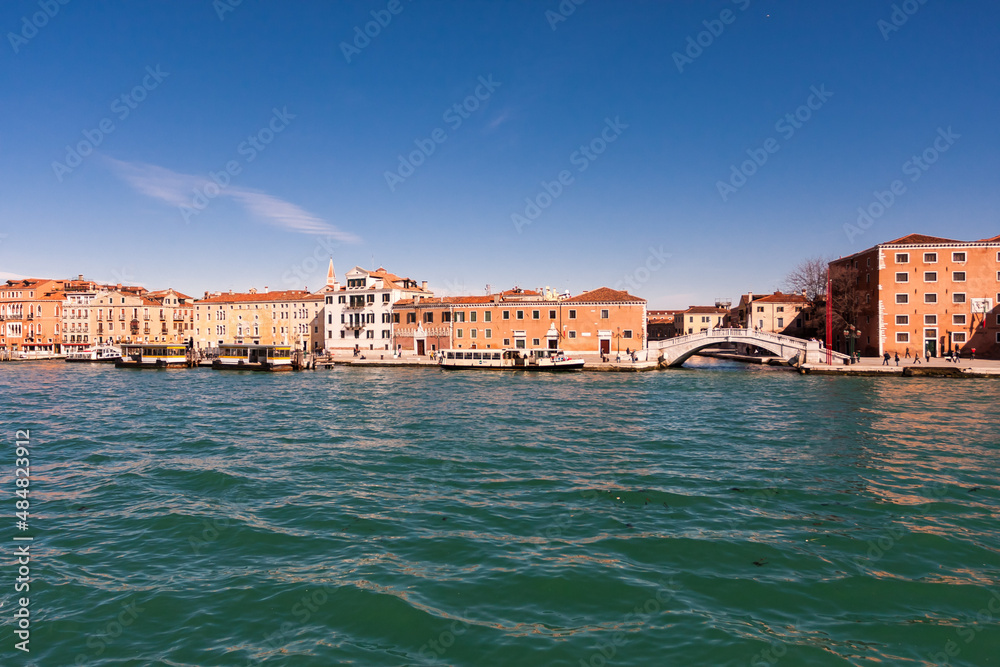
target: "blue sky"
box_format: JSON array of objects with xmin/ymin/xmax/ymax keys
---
[{"xmin": 1, "ymin": 0, "xmax": 998, "ymax": 308}]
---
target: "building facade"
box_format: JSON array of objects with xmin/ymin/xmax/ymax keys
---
[
  {"xmin": 830, "ymin": 234, "xmax": 1000, "ymax": 358},
  {"xmin": 0, "ymin": 279, "xmax": 66, "ymax": 354},
  {"xmin": 392, "ymin": 287, "xmax": 647, "ymax": 355},
  {"xmin": 322, "ymin": 263, "xmax": 431, "ymax": 352},
  {"xmin": 193, "ymin": 289, "xmax": 324, "ymax": 351},
  {"xmin": 676, "ymin": 306, "xmax": 729, "ymax": 334},
  {"xmin": 733, "ymin": 291, "xmax": 819, "ymax": 337}
]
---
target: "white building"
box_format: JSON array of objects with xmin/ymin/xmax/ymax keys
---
[{"xmin": 321, "ymin": 260, "xmax": 431, "ymax": 353}]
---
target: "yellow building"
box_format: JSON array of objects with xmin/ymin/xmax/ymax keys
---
[
  {"xmin": 87, "ymin": 288, "xmax": 194, "ymax": 345},
  {"xmin": 193, "ymin": 288, "xmax": 325, "ymax": 352}
]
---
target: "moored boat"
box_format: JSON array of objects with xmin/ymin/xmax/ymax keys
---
[
  {"xmin": 115, "ymin": 344, "xmax": 188, "ymax": 369},
  {"xmin": 66, "ymin": 344, "xmax": 122, "ymax": 363},
  {"xmin": 440, "ymin": 348, "xmax": 584, "ymax": 371},
  {"xmin": 211, "ymin": 344, "xmax": 295, "ymax": 371}
]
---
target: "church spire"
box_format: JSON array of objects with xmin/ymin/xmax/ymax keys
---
[{"xmin": 326, "ymin": 258, "xmax": 336, "ymax": 287}]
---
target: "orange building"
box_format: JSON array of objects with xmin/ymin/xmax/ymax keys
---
[
  {"xmin": 0, "ymin": 279, "xmax": 67, "ymax": 355},
  {"xmin": 392, "ymin": 287, "xmax": 646, "ymax": 356},
  {"xmin": 830, "ymin": 233, "xmax": 1000, "ymax": 358}
]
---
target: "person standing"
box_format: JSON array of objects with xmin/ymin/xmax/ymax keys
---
[
  {"xmin": 882, "ymin": 352, "xmax": 890, "ymax": 366},
  {"xmin": 925, "ymin": 349, "xmax": 931, "ymax": 364},
  {"xmin": 894, "ymin": 352, "xmax": 900, "ymax": 366}
]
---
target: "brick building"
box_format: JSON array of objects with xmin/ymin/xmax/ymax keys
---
[{"xmin": 829, "ymin": 233, "xmax": 1000, "ymax": 358}]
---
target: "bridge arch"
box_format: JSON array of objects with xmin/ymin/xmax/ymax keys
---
[{"xmin": 648, "ymin": 328, "xmax": 846, "ymax": 368}]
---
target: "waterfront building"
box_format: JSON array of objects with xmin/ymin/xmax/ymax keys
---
[
  {"xmin": 321, "ymin": 261, "xmax": 432, "ymax": 353},
  {"xmin": 62, "ymin": 280, "xmax": 149, "ymax": 350},
  {"xmin": 647, "ymin": 310, "xmax": 684, "ymax": 340},
  {"xmin": 392, "ymin": 286, "xmax": 646, "ymax": 356},
  {"xmin": 732, "ymin": 291, "xmax": 819, "ymax": 337},
  {"xmin": 675, "ymin": 306, "xmax": 729, "ymax": 334},
  {"xmin": 829, "ymin": 233, "xmax": 1000, "ymax": 358},
  {"xmin": 193, "ymin": 288, "xmax": 324, "ymax": 352},
  {"xmin": 0, "ymin": 278, "xmax": 66, "ymax": 355}
]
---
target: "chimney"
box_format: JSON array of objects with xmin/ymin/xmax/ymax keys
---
[
  {"xmin": 78, "ymin": 274, "xmax": 84, "ymax": 281},
  {"xmin": 264, "ymin": 286, "xmax": 269, "ymax": 293},
  {"xmin": 421, "ymin": 280, "xmax": 428, "ymax": 291},
  {"xmin": 204, "ymin": 291, "xmax": 209, "ymax": 299}
]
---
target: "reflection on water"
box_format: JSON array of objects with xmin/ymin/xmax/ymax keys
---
[{"xmin": 0, "ymin": 361, "xmax": 998, "ymax": 665}]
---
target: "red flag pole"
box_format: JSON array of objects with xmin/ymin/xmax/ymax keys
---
[{"xmin": 825, "ymin": 266, "xmax": 833, "ymax": 364}]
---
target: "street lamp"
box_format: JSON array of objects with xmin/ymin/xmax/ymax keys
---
[{"xmin": 843, "ymin": 324, "xmax": 859, "ymax": 363}]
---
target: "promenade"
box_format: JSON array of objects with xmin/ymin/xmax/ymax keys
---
[{"xmin": 802, "ymin": 355, "xmax": 1000, "ymax": 377}]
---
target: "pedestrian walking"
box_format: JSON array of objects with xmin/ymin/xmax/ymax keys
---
[
  {"xmin": 905, "ymin": 347, "xmax": 911, "ymax": 358},
  {"xmin": 882, "ymin": 352, "xmax": 890, "ymax": 366},
  {"xmin": 894, "ymin": 352, "xmax": 900, "ymax": 366},
  {"xmin": 913, "ymin": 352, "xmax": 921, "ymax": 364},
  {"xmin": 955, "ymin": 349, "xmax": 961, "ymax": 363}
]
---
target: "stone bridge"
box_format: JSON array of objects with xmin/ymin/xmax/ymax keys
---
[{"xmin": 648, "ymin": 328, "xmax": 850, "ymax": 367}]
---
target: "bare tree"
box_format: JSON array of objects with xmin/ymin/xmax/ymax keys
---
[
  {"xmin": 828, "ymin": 263, "xmax": 862, "ymax": 332},
  {"xmin": 783, "ymin": 257, "xmax": 829, "ymax": 301}
]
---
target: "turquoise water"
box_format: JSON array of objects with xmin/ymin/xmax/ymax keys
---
[{"xmin": 1, "ymin": 359, "xmax": 999, "ymax": 666}]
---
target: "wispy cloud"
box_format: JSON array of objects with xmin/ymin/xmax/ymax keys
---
[{"xmin": 104, "ymin": 157, "xmax": 360, "ymax": 243}]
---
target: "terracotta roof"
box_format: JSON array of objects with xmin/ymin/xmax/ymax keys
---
[
  {"xmin": 563, "ymin": 287, "xmax": 645, "ymax": 304},
  {"xmin": 147, "ymin": 289, "xmax": 194, "ymax": 300},
  {"xmin": 752, "ymin": 291, "xmax": 810, "ymax": 304},
  {"xmin": 195, "ymin": 290, "xmax": 323, "ymax": 304},
  {"xmin": 681, "ymin": 306, "xmax": 729, "ymax": 314},
  {"xmin": 883, "ymin": 234, "xmax": 965, "ymax": 245},
  {"xmin": 977, "ymin": 234, "xmax": 1000, "ymax": 243}
]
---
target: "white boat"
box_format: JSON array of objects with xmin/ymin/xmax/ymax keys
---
[
  {"xmin": 12, "ymin": 351, "xmax": 66, "ymax": 361},
  {"xmin": 65, "ymin": 345, "xmax": 122, "ymax": 363},
  {"xmin": 440, "ymin": 348, "xmax": 585, "ymax": 371}
]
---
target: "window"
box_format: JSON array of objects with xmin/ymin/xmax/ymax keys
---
[
  {"xmin": 756, "ymin": 306, "xmax": 764, "ymax": 312},
  {"xmin": 442, "ymin": 312, "xmax": 451, "ymax": 323},
  {"xmin": 532, "ymin": 310, "xmax": 540, "ymax": 320},
  {"xmin": 623, "ymin": 330, "xmax": 632, "ymax": 338},
  {"xmin": 777, "ymin": 318, "xmax": 784, "ymax": 328},
  {"xmin": 454, "ymin": 312, "xmax": 465, "ymax": 323},
  {"xmin": 953, "ymin": 314, "xmax": 966, "ymax": 325},
  {"xmin": 776, "ymin": 306, "xmax": 784, "ymax": 312},
  {"xmin": 896, "ymin": 332, "xmax": 909, "ymax": 343},
  {"xmin": 924, "ymin": 271, "xmax": 937, "ymax": 282},
  {"xmin": 953, "ymin": 271, "xmax": 966, "ymax": 282},
  {"xmin": 366, "ymin": 294, "xmax": 375, "ymax": 303},
  {"xmin": 568, "ymin": 309, "xmax": 576, "ymax": 319},
  {"xmin": 470, "ymin": 311, "xmax": 477, "ymax": 323},
  {"xmin": 924, "ymin": 293, "xmax": 937, "ymax": 304},
  {"xmin": 895, "ymin": 253, "xmax": 909, "ymax": 263},
  {"xmin": 532, "ymin": 338, "xmax": 540, "ymax": 346},
  {"xmin": 423, "ymin": 313, "xmax": 434, "ymax": 323},
  {"xmin": 485, "ymin": 329, "xmax": 491, "ymax": 339},
  {"xmin": 924, "ymin": 328, "xmax": 937, "ymax": 340},
  {"xmin": 407, "ymin": 313, "xmax": 416, "ymax": 324},
  {"xmin": 503, "ymin": 310, "xmax": 510, "ymax": 320},
  {"xmin": 392, "ymin": 313, "xmax": 400, "ymax": 323},
  {"xmin": 952, "ymin": 332, "xmax": 967, "ymax": 344},
  {"xmin": 924, "ymin": 252, "xmax": 937, "ymax": 263},
  {"xmin": 895, "ymin": 272, "xmax": 909, "ymax": 283},
  {"xmin": 895, "ymin": 315, "xmax": 909, "ymax": 325},
  {"xmin": 600, "ymin": 309, "xmax": 609, "ymax": 319},
  {"xmin": 484, "ymin": 311, "xmax": 491, "ymax": 322},
  {"xmin": 383, "ymin": 293, "xmax": 391, "ymax": 303},
  {"xmin": 953, "ymin": 293, "xmax": 966, "ymax": 304},
  {"xmin": 516, "ymin": 310, "xmax": 524, "ymax": 320},
  {"xmin": 382, "ymin": 329, "xmax": 390, "ymax": 339},
  {"xmin": 549, "ymin": 310, "xmax": 556, "ymax": 319},
  {"xmin": 952, "ymin": 252, "xmax": 966, "ymax": 262},
  {"xmin": 924, "ymin": 315, "xmax": 937, "ymax": 325},
  {"xmin": 470, "ymin": 329, "xmax": 477, "ymax": 339},
  {"xmin": 503, "ymin": 338, "xmax": 510, "ymax": 346},
  {"xmin": 568, "ymin": 331, "xmax": 576, "ymax": 339},
  {"xmin": 456, "ymin": 329, "xmax": 463, "ymax": 338}
]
